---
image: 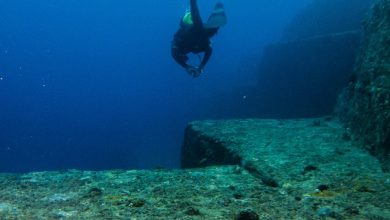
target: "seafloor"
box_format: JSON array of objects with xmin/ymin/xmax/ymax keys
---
[{"xmin": 1, "ymin": 118, "xmax": 390, "ymax": 219}]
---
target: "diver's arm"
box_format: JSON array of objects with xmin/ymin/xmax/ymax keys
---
[
  {"xmin": 190, "ymin": 0, "xmax": 203, "ymax": 26},
  {"xmin": 200, "ymin": 46, "xmax": 212, "ymax": 68},
  {"xmin": 173, "ymin": 54, "xmax": 189, "ymax": 69},
  {"xmin": 171, "ymin": 46, "xmax": 189, "ymax": 68},
  {"xmin": 176, "ymin": 59, "xmax": 189, "ymax": 69}
]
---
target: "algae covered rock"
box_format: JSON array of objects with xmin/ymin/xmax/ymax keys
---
[
  {"xmin": 180, "ymin": 118, "xmax": 390, "ymax": 219},
  {"xmin": 337, "ymin": 0, "xmax": 390, "ymax": 169}
]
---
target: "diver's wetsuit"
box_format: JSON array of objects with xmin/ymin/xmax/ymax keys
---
[{"xmin": 171, "ymin": 0, "xmax": 219, "ymax": 69}]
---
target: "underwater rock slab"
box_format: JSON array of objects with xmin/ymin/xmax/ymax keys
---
[
  {"xmin": 182, "ymin": 118, "xmax": 390, "ymax": 218},
  {"xmin": 1, "ymin": 167, "xmax": 274, "ymax": 220},
  {"xmin": 181, "ymin": 118, "xmax": 380, "ymax": 185},
  {"xmin": 0, "ymin": 164, "xmax": 389, "ymax": 220},
  {"xmin": 0, "ymin": 119, "xmax": 389, "ymax": 219}
]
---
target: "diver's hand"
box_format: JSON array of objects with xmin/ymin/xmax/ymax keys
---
[
  {"xmin": 185, "ymin": 66, "xmax": 196, "ymax": 76},
  {"xmin": 192, "ymin": 66, "xmax": 203, "ymax": 78},
  {"xmin": 197, "ymin": 65, "xmax": 204, "ymax": 74},
  {"xmin": 186, "ymin": 66, "xmax": 203, "ymax": 78}
]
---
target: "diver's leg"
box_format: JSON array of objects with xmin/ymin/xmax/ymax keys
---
[{"xmin": 190, "ymin": 0, "xmax": 203, "ymax": 26}]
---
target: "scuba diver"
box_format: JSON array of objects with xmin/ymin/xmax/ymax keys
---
[{"xmin": 171, "ymin": 0, "xmax": 227, "ymax": 77}]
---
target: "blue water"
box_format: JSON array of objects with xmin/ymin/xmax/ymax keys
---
[{"xmin": 0, "ymin": 0, "xmax": 311, "ymax": 172}]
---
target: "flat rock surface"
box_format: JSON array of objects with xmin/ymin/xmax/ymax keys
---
[
  {"xmin": 0, "ymin": 167, "xmax": 271, "ymax": 220},
  {"xmin": 182, "ymin": 118, "xmax": 390, "ymax": 219},
  {"xmin": 1, "ymin": 118, "xmax": 390, "ymax": 219}
]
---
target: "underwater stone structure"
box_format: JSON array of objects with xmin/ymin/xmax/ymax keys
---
[
  {"xmin": 281, "ymin": 0, "xmax": 374, "ymax": 41},
  {"xmin": 254, "ymin": 0, "xmax": 374, "ymax": 117},
  {"xmin": 337, "ymin": 0, "xmax": 390, "ymax": 169},
  {"xmin": 257, "ymin": 31, "xmax": 361, "ymax": 116},
  {"xmin": 2, "ymin": 118, "xmax": 389, "ymax": 219},
  {"xmin": 180, "ymin": 118, "xmax": 390, "ymax": 218}
]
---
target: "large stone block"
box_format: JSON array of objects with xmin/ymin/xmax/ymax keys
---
[
  {"xmin": 181, "ymin": 118, "xmax": 382, "ymax": 185},
  {"xmin": 180, "ymin": 118, "xmax": 390, "ymax": 218}
]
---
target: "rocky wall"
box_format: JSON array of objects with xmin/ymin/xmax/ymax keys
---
[{"xmin": 337, "ymin": 0, "xmax": 390, "ymax": 169}]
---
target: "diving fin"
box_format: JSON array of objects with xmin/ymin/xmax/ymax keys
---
[{"xmin": 205, "ymin": 3, "xmax": 227, "ymax": 29}]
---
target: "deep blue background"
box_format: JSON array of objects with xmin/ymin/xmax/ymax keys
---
[{"xmin": 0, "ymin": 0, "xmax": 311, "ymax": 172}]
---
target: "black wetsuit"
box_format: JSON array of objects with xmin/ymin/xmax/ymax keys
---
[{"xmin": 171, "ymin": 0, "xmax": 219, "ymax": 69}]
